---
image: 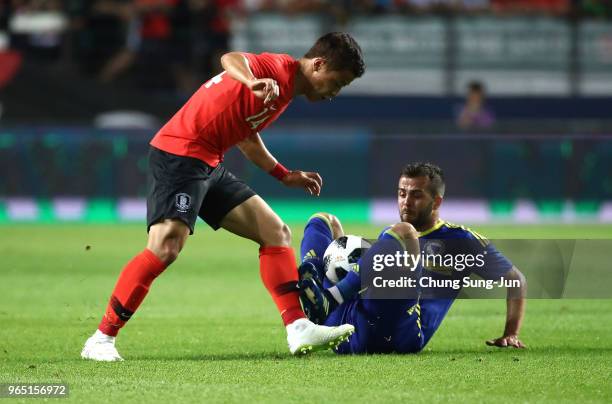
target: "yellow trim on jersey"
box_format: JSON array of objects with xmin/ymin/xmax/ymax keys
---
[
  {"xmin": 442, "ymin": 220, "xmax": 489, "ymax": 247},
  {"xmin": 384, "ymin": 229, "xmax": 407, "ymax": 251},
  {"xmin": 406, "ymin": 303, "xmax": 422, "ymax": 335},
  {"xmin": 309, "ymin": 213, "xmax": 333, "ymax": 235},
  {"xmin": 418, "ymin": 219, "xmax": 445, "ymax": 237}
]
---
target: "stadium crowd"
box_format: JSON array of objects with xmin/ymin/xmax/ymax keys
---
[{"xmin": 0, "ymin": 0, "xmax": 610, "ymax": 96}]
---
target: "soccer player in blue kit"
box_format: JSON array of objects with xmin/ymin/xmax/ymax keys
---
[{"xmin": 298, "ymin": 162, "xmax": 527, "ymax": 354}]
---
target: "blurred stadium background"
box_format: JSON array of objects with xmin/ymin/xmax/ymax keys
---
[{"xmin": 1, "ymin": 0, "xmax": 612, "ymax": 226}]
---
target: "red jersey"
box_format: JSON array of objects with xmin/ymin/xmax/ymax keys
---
[{"xmin": 150, "ymin": 53, "xmax": 299, "ymax": 167}]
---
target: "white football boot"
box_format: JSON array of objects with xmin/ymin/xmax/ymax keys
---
[
  {"xmin": 81, "ymin": 330, "xmax": 124, "ymax": 362},
  {"xmin": 286, "ymin": 318, "xmax": 354, "ymax": 355}
]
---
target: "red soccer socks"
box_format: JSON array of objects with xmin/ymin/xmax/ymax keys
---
[
  {"xmin": 259, "ymin": 246, "xmax": 305, "ymax": 326},
  {"xmin": 98, "ymin": 249, "xmax": 167, "ymax": 336}
]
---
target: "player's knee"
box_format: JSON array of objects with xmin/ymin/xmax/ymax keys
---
[
  {"xmin": 147, "ymin": 220, "xmax": 189, "ymax": 265},
  {"xmin": 390, "ymin": 222, "xmax": 418, "ymax": 241},
  {"xmin": 315, "ymin": 212, "xmax": 344, "ymax": 239},
  {"xmin": 157, "ymin": 243, "xmax": 180, "ymax": 265},
  {"xmin": 262, "ymin": 221, "xmax": 292, "ymax": 247},
  {"xmin": 277, "ymin": 222, "xmax": 292, "ymax": 246},
  {"xmin": 149, "ymin": 235, "xmax": 184, "ymax": 265}
]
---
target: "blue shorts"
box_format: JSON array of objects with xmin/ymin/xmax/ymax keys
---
[{"xmin": 301, "ymin": 216, "xmax": 436, "ymax": 354}]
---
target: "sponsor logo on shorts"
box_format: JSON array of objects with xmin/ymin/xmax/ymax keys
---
[{"xmin": 175, "ymin": 193, "xmax": 191, "ymax": 213}]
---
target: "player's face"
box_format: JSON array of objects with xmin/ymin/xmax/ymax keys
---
[
  {"xmin": 397, "ymin": 176, "xmax": 435, "ymax": 228},
  {"xmin": 306, "ymin": 59, "xmax": 355, "ymax": 102}
]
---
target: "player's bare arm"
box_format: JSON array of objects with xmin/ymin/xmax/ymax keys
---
[
  {"xmin": 220, "ymin": 52, "xmax": 279, "ymax": 104},
  {"xmin": 486, "ymin": 266, "xmax": 527, "ymax": 348},
  {"xmin": 237, "ymin": 133, "xmax": 323, "ymax": 196},
  {"xmin": 236, "ymin": 132, "xmax": 277, "ymax": 172}
]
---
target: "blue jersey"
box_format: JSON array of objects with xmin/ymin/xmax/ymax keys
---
[
  {"xmin": 300, "ymin": 215, "xmax": 513, "ymax": 353},
  {"xmin": 412, "ymin": 220, "xmax": 513, "ymax": 344}
]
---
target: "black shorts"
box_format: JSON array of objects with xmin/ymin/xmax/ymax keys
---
[{"xmin": 146, "ymin": 146, "xmax": 257, "ymax": 234}]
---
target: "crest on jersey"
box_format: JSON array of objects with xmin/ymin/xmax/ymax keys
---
[
  {"xmin": 424, "ymin": 240, "xmax": 445, "ymax": 256},
  {"xmin": 175, "ymin": 193, "xmax": 191, "ymax": 213}
]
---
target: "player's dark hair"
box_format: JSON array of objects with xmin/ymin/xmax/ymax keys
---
[
  {"xmin": 304, "ymin": 32, "xmax": 366, "ymax": 78},
  {"xmin": 400, "ymin": 162, "xmax": 445, "ymax": 198}
]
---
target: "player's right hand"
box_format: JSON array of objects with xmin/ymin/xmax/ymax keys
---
[
  {"xmin": 486, "ymin": 335, "xmax": 526, "ymax": 348},
  {"xmin": 248, "ymin": 78, "xmax": 279, "ymax": 105},
  {"xmin": 281, "ymin": 170, "xmax": 323, "ymax": 196}
]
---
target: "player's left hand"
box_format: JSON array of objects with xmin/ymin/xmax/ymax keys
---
[
  {"xmin": 486, "ymin": 335, "xmax": 526, "ymax": 348},
  {"xmin": 281, "ymin": 171, "xmax": 323, "ymax": 196},
  {"xmin": 248, "ymin": 78, "xmax": 280, "ymax": 105}
]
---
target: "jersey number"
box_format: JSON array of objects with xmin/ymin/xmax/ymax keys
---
[
  {"xmin": 204, "ymin": 71, "xmax": 226, "ymax": 88},
  {"xmin": 205, "ymin": 71, "xmax": 272, "ymax": 130},
  {"xmin": 246, "ymin": 108, "xmax": 273, "ymax": 130}
]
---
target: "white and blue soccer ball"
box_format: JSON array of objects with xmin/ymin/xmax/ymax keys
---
[{"xmin": 323, "ymin": 235, "xmax": 372, "ymax": 284}]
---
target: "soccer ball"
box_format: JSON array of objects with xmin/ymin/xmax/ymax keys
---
[{"xmin": 323, "ymin": 235, "xmax": 372, "ymax": 284}]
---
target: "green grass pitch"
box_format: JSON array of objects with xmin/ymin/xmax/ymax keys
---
[{"xmin": 1, "ymin": 223, "xmax": 611, "ymax": 403}]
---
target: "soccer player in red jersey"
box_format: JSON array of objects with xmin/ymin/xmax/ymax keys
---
[{"xmin": 81, "ymin": 32, "xmax": 366, "ymax": 360}]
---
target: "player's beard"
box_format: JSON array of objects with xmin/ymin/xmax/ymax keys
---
[{"xmin": 401, "ymin": 201, "xmax": 434, "ymax": 230}]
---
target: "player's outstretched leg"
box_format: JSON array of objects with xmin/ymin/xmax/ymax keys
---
[
  {"xmin": 297, "ymin": 212, "xmax": 345, "ymax": 324},
  {"xmin": 81, "ymin": 219, "xmax": 189, "ymax": 361},
  {"xmin": 220, "ymin": 199, "xmax": 354, "ymax": 354}
]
